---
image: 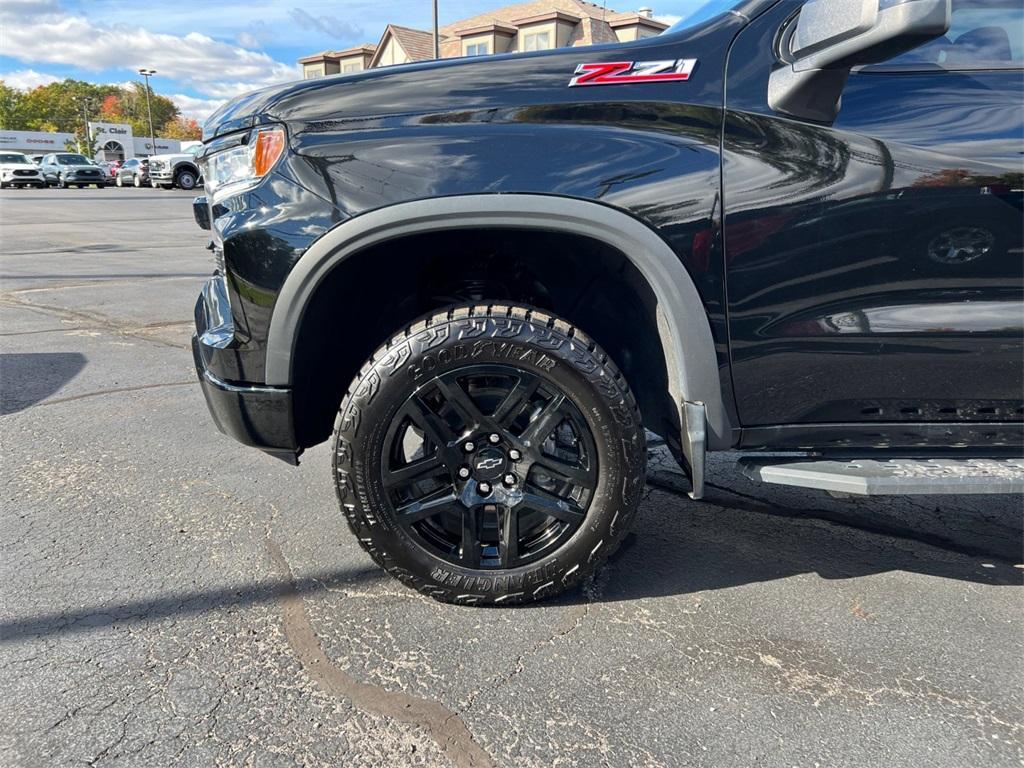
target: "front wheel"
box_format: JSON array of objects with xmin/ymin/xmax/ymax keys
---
[
  {"xmin": 115, "ymin": 175, "xmax": 124, "ymax": 187},
  {"xmin": 334, "ymin": 304, "xmax": 646, "ymax": 605},
  {"xmin": 133, "ymin": 174, "xmax": 142, "ymax": 188},
  {"xmin": 175, "ymin": 170, "xmax": 197, "ymax": 190}
]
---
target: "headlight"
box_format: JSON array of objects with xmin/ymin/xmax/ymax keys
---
[{"xmin": 200, "ymin": 126, "xmax": 286, "ymax": 204}]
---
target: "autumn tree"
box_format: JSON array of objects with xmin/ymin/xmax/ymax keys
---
[
  {"xmin": 13, "ymin": 79, "xmax": 119, "ymax": 133},
  {"xmin": 160, "ymin": 115, "xmax": 202, "ymax": 141},
  {"xmin": 0, "ymin": 79, "xmax": 188, "ymax": 140},
  {"xmin": 118, "ymin": 82, "xmax": 178, "ymax": 137}
]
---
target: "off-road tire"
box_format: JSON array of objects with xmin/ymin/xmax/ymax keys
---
[{"xmin": 333, "ymin": 304, "xmax": 646, "ymax": 605}]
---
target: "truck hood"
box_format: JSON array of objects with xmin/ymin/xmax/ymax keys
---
[
  {"xmin": 148, "ymin": 153, "xmax": 194, "ymax": 164},
  {"xmin": 203, "ymin": 10, "xmax": 747, "ymax": 141}
]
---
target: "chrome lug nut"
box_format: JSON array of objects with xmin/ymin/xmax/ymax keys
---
[
  {"xmin": 503, "ymin": 474, "xmax": 517, "ymax": 487},
  {"xmin": 463, "ymin": 441, "xmax": 475, "ymax": 453},
  {"xmin": 478, "ymin": 482, "xmax": 492, "ymax": 495},
  {"xmin": 488, "ymin": 433, "xmax": 501, "ymax": 444},
  {"xmin": 508, "ymin": 449, "xmax": 521, "ymax": 461},
  {"xmin": 458, "ymin": 466, "xmax": 471, "ymax": 479}
]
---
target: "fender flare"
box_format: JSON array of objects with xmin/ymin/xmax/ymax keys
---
[
  {"xmin": 264, "ymin": 194, "xmax": 732, "ymax": 449},
  {"xmin": 174, "ymin": 162, "xmax": 200, "ymax": 178}
]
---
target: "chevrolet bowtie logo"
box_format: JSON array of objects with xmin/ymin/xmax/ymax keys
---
[{"xmin": 476, "ymin": 457, "xmax": 503, "ymax": 471}]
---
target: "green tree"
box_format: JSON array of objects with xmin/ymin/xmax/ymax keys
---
[
  {"xmin": 0, "ymin": 78, "xmax": 184, "ymax": 139},
  {"xmin": 119, "ymin": 82, "xmax": 178, "ymax": 138},
  {"xmin": 17, "ymin": 79, "xmax": 116, "ymax": 133},
  {"xmin": 0, "ymin": 81, "xmax": 27, "ymax": 129}
]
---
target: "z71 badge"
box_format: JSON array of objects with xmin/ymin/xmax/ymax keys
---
[{"xmin": 569, "ymin": 59, "xmax": 697, "ymax": 87}]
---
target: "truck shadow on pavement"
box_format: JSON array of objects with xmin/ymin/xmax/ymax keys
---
[
  {"xmin": 0, "ymin": 352, "xmax": 86, "ymax": 414},
  {"xmin": 587, "ymin": 481, "xmax": 1024, "ymax": 606},
  {"xmin": 1, "ymin": 474, "xmax": 1020, "ymax": 644},
  {"xmin": 0, "ymin": 564, "xmax": 384, "ymax": 645}
]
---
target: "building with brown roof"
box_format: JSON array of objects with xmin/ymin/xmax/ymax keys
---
[
  {"xmin": 299, "ymin": 45, "xmax": 378, "ymax": 79},
  {"xmin": 300, "ymin": 1, "xmax": 669, "ymax": 79}
]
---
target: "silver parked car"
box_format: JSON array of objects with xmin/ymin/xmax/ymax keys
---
[
  {"xmin": 114, "ymin": 158, "xmax": 150, "ymax": 188},
  {"xmin": 38, "ymin": 153, "xmax": 106, "ymax": 188}
]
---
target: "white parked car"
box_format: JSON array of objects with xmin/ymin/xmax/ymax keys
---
[
  {"xmin": 0, "ymin": 152, "xmax": 46, "ymax": 189},
  {"xmin": 148, "ymin": 144, "xmax": 202, "ymax": 190}
]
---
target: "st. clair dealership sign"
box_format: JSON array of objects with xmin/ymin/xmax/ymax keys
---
[{"xmin": 0, "ymin": 123, "xmax": 180, "ymax": 158}]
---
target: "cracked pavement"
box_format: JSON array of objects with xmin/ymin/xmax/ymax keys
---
[{"xmin": 1, "ymin": 188, "xmax": 1022, "ymax": 767}]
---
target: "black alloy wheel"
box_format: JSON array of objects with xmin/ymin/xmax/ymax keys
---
[
  {"xmin": 334, "ymin": 304, "xmax": 646, "ymax": 605},
  {"xmin": 382, "ymin": 364, "xmax": 598, "ymax": 571}
]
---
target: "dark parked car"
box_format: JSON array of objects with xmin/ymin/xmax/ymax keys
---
[
  {"xmin": 114, "ymin": 158, "xmax": 150, "ymax": 188},
  {"xmin": 191, "ymin": 0, "xmax": 1023, "ymax": 605},
  {"xmin": 38, "ymin": 153, "xmax": 106, "ymax": 188}
]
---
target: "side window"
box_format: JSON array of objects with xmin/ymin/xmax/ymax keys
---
[
  {"xmin": 522, "ymin": 31, "xmax": 552, "ymax": 52},
  {"xmin": 866, "ymin": 0, "xmax": 1023, "ymax": 71}
]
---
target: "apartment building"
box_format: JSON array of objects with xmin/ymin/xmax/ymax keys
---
[{"xmin": 299, "ymin": 0, "xmax": 669, "ymax": 79}]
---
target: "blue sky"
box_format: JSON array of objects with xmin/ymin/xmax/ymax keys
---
[{"xmin": 1, "ymin": 0, "xmax": 713, "ymax": 121}]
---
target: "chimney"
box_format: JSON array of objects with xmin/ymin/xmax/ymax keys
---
[{"xmin": 638, "ymin": 6, "xmax": 653, "ymax": 17}]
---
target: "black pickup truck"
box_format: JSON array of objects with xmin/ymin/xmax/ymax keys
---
[{"xmin": 191, "ymin": 0, "xmax": 1023, "ymax": 604}]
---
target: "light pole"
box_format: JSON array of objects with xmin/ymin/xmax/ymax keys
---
[
  {"xmin": 75, "ymin": 96, "xmax": 93, "ymax": 155},
  {"xmin": 138, "ymin": 68, "xmax": 157, "ymax": 158},
  {"xmin": 432, "ymin": 0, "xmax": 439, "ymax": 59}
]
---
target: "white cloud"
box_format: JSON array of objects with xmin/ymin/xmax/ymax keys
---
[
  {"xmin": 0, "ymin": 2, "xmax": 302, "ymax": 101},
  {"xmin": 236, "ymin": 20, "xmax": 271, "ymax": 50},
  {"xmin": 170, "ymin": 93, "xmax": 227, "ymax": 122},
  {"xmin": 0, "ymin": 68, "xmax": 61, "ymax": 90},
  {"xmin": 236, "ymin": 31, "xmax": 262, "ymax": 49},
  {"xmin": 288, "ymin": 8, "xmax": 363, "ymax": 41}
]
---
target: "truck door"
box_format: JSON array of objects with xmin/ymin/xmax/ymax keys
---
[{"xmin": 722, "ymin": 0, "xmax": 1023, "ymax": 436}]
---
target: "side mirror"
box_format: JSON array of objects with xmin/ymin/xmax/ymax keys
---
[{"xmin": 769, "ymin": 0, "xmax": 950, "ymax": 122}]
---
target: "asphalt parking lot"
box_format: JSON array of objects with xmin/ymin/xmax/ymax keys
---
[{"xmin": 1, "ymin": 187, "xmax": 1022, "ymax": 767}]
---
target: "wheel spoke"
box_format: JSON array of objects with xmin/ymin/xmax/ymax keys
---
[
  {"xmin": 459, "ymin": 507, "xmax": 482, "ymax": 567},
  {"xmin": 383, "ymin": 455, "xmax": 445, "ymax": 489},
  {"xmin": 520, "ymin": 488, "xmax": 586, "ymax": 523},
  {"xmin": 521, "ymin": 393, "xmax": 567, "ymax": 446},
  {"xmin": 499, "ymin": 505, "xmax": 519, "ymax": 568},
  {"xmin": 533, "ymin": 455, "xmax": 597, "ymax": 490},
  {"xmin": 396, "ymin": 488, "xmax": 458, "ymax": 523},
  {"xmin": 435, "ymin": 377, "xmax": 489, "ymax": 433},
  {"xmin": 402, "ymin": 396, "xmax": 456, "ymax": 450},
  {"xmin": 493, "ymin": 374, "xmax": 541, "ymax": 427}
]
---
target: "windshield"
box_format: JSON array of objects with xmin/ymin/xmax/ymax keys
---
[
  {"xmin": 667, "ymin": 0, "xmax": 745, "ymax": 31},
  {"xmin": 56, "ymin": 154, "xmax": 91, "ymax": 165},
  {"xmin": 0, "ymin": 153, "xmax": 29, "ymax": 163}
]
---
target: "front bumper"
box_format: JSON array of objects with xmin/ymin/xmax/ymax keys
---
[
  {"xmin": 192, "ymin": 274, "xmax": 300, "ymax": 464},
  {"xmin": 65, "ymin": 172, "xmax": 104, "ymax": 182},
  {"xmin": 2, "ymin": 171, "xmax": 43, "ymax": 184}
]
